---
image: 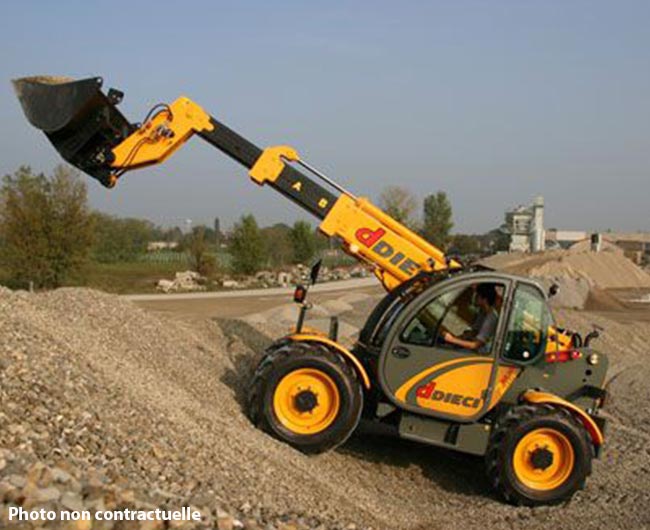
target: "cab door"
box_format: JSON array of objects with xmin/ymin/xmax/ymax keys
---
[{"xmin": 379, "ymin": 277, "xmax": 511, "ymax": 422}]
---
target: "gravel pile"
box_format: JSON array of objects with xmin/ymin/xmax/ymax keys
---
[
  {"xmin": 2, "ymin": 286, "xmax": 650, "ymax": 529},
  {"xmin": 0, "ymin": 448, "xmax": 224, "ymax": 530},
  {"xmin": 0, "ymin": 287, "xmax": 369, "ymax": 529}
]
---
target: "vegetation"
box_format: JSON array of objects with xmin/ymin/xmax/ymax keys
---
[
  {"xmin": 422, "ymin": 191, "xmax": 454, "ymax": 250},
  {"xmin": 185, "ymin": 226, "xmax": 217, "ymax": 276},
  {"xmin": 261, "ymin": 223, "xmax": 293, "ymax": 268},
  {"xmin": 73, "ymin": 261, "xmax": 182, "ymax": 294},
  {"xmin": 449, "ymin": 234, "xmax": 482, "ymax": 256},
  {"xmin": 229, "ymin": 214, "xmax": 268, "ymax": 275},
  {"xmin": 0, "ymin": 163, "xmax": 503, "ymax": 294},
  {"xmin": 290, "ymin": 220, "xmax": 318, "ymax": 264},
  {"xmin": 378, "ymin": 186, "xmax": 418, "ymax": 227},
  {"xmin": 0, "ymin": 166, "xmax": 94, "ymax": 288},
  {"xmin": 92, "ymin": 213, "xmax": 155, "ymax": 263}
]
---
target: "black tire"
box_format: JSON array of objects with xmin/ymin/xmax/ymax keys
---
[
  {"xmin": 485, "ymin": 404, "xmax": 593, "ymax": 506},
  {"xmin": 247, "ymin": 340, "xmax": 363, "ymax": 454}
]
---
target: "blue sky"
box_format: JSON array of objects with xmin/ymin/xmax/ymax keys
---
[{"xmin": 1, "ymin": 1, "xmax": 648, "ymax": 233}]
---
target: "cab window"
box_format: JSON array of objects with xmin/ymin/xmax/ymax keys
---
[
  {"xmin": 401, "ymin": 282, "xmax": 505, "ymax": 353},
  {"xmin": 503, "ymin": 284, "xmax": 552, "ymax": 362}
]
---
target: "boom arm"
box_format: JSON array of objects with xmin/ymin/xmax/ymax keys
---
[{"xmin": 13, "ymin": 76, "xmax": 460, "ymax": 291}]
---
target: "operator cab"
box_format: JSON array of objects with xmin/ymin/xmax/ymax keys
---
[{"xmin": 359, "ymin": 272, "xmax": 555, "ymax": 422}]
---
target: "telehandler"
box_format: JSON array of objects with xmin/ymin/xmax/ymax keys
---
[{"xmin": 13, "ymin": 76, "xmax": 609, "ymax": 506}]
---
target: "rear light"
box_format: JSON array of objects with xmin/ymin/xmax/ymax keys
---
[
  {"xmin": 293, "ymin": 285, "xmax": 307, "ymax": 303},
  {"xmin": 545, "ymin": 350, "xmax": 582, "ymax": 363}
]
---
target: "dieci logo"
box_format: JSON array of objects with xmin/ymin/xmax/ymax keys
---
[
  {"xmin": 354, "ymin": 227, "xmax": 419, "ymax": 276},
  {"xmin": 416, "ymin": 381, "xmax": 482, "ymax": 409}
]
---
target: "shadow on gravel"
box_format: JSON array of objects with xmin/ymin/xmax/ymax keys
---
[
  {"xmin": 216, "ymin": 318, "xmax": 273, "ymax": 407},
  {"xmin": 340, "ymin": 429, "xmax": 494, "ymax": 499}
]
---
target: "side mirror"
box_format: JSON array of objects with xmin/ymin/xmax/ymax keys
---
[
  {"xmin": 310, "ymin": 259, "xmax": 322, "ymax": 285},
  {"xmin": 548, "ymin": 283, "xmax": 559, "ymax": 298},
  {"xmin": 294, "ymin": 284, "xmax": 307, "ymax": 304}
]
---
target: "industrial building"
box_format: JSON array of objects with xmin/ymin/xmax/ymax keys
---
[{"xmin": 502, "ymin": 196, "xmax": 545, "ymax": 252}]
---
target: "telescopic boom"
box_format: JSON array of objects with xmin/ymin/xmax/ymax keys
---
[{"xmin": 13, "ymin": 76, "xmax": 460, "ymax": 290}]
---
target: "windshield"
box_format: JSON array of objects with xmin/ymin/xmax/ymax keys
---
[{"xmin": 366, "ymin": 278, "xmax": 432, "ymax": 347}]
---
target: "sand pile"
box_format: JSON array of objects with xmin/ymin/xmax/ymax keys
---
[
  {"xmin": 483, "ymin": 249, "xmax": 650, "ymax": 289},
  {"xmin": 529, "ymin": 251, "xmax": 650, "ymax": 289},
  {"xmin": 481, "ymin": 250, "xmax": 650, "ymax": 309}
]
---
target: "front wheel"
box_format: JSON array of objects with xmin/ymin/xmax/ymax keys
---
[
  {"xmin": 247, "ymin": 341, "xmax": 363, "ymax": 454},
  {"xmin": 485, "ymin": 404, "xmax": 593, "ymax": 506}
]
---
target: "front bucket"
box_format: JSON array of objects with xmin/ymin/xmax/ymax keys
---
[{"xmin": 12, "ymin": 76, "xmax": 134, "ymax": 187}]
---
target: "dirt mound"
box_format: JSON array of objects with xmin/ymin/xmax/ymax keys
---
[
  {"xmin": 585, "ymin": 288, "xmax": 628, "ymax": 311},
  {"xmin": 483, "ymin": 250, "xmax": 650, "ymax": 290},
  {"xmin": 530, "ymin": 251, "xmax": 650, "ymax": 289},
  {"xmin": 2, "ymin": 287, "xmax": 650, "ymax": 529},
  {"xmin": 482, "ymin": 250, "xmax": 650, "ymax": 310}
]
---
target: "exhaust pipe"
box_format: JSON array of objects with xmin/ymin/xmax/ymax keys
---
[{"xmin": 12, "ymin": 76, "xmax": 134, "ymax": 187}]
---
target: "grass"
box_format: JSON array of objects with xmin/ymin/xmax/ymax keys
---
[
  {"xmin": 0, "ymin": 259, "xmax": 195, "ymax": 294},
  {"xmin": 0, "ymin": 249, "xmax": 359, "ymax": 295},
  {"xmin": 72, "ymin": 261, "xmax": 186, "ymax": 294}
]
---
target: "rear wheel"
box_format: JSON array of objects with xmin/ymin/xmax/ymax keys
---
[
  {"xmin": 248, "ymin": 341, "xmax": 363, "ymax": 453},
  {"xmin": 485, "ymin": 404, "xmax": 592, "ymax": 505}
]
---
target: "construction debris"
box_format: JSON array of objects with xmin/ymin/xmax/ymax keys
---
[
  {"xmin": 157, "ymin": 265, "xmax": 371, "ymax": 293},
  {"xmin": 156, "ymin": 271, "xmax": 207, "ymax": 293}
]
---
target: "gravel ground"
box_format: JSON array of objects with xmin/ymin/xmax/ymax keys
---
[{"xmin": 1, "ymin": 286, "xmax": 649, "ymax": 529}]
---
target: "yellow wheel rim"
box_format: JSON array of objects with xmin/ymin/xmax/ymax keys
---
[
  {"xmin": 273, "ymin": 368, "xmax": 340, "ymax": 435},
  {"xmin": 513, "ymin": 428, "xmax": 575, "ymax": 491}
]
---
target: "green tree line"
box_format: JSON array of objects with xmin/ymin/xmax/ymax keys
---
[{"xmin": 0, "ymin": 166, "xmax": 328, "ymax": 288}]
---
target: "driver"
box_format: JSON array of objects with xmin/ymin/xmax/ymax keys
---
[{"xmin": 442, "ymin": 283, "xmax": 498, "ymax": 353}]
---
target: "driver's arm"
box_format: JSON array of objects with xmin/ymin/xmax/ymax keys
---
[
  {"xmin": 442, "ymin": 332, "xmax": 483, "ymax": 351},
  {"xmin": 443, "ymin": 310, "xmax": 497, "ymax": 351}
]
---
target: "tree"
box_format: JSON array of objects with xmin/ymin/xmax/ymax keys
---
[
  {"xmin": 164, "ymin": 226, "xmax": 184, "ymax": 244},
  {"xmin": 261, "ymin": 223, "xmax": 292, "ymax": 267},
  {"xmin": 214, "ymin": 216, "xmax": 223, "ymax": 245},
  {"xmin": 450, "ymin": 234, "xmax": 482, "ymax": 256},
  {"xmin": 485, "ymin": 228, "xmax": 511, "ymax": 252},
  {"xmin": 378, "ymin": 186, "xmax": 417, "ymax": 226},
  {"xmin": 229, "ymin": 214, "xmax": 267, "ymax": 274},
  {"xmin": 290, "ymin": 220, "xmax": 318, "ymax": 264},
  {"xmin": 186, "ymin": 225, "xmax": 217, "ymax": 276},
  {"xmin": 0, "ymin": 165, "xmax": 94, "ymax": 288},
  {"xmin": 91, "ymin": 213, "xmax": 155, "ymax": 262},
  {"xmin": 422, "ymin": 191, "xmax": 453, "ymax": 250}
]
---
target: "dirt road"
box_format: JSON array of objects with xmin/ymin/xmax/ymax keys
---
[{"xmin": 128, "ymin": 278, "xmax": 381, "ymax": 319}]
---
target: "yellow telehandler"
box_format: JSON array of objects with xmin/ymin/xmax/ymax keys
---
[{"xmin": 14, "ymin": 76, "xmax": 608, "ymax": 505}]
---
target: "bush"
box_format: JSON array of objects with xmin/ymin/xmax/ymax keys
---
[
  {"xmin": 91, "ymin": 213, "xmax": 156, "ymax": 263},
  {"xmin": 229, "ymin": 214, "xmax": 267, "ymax": 275},
  {"xmin": 290, "ymin": 220, "xmax": 318, "ymax": 264},
  {"xmin": 0, "ymin": 165, "xmax": 94, "ymax": 288}
]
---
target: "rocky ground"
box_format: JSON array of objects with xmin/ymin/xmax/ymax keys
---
[
  {"xmin": 1, "ymin": 283, "xmax": 650, "ymax": 529},
  {"xmin": 156, "ymin": 265, "xmax": 370, "ymax": 293}
]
